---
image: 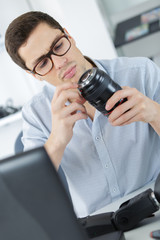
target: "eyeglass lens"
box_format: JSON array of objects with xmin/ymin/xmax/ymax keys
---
[{"xmin": 35, "ymin": 36, "xmax": 70, "ymax": 75}]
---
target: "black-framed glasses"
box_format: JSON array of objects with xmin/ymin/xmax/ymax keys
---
[{"xmin": 30, "ymin": 34, "xmax": 71, "ymax": 76}]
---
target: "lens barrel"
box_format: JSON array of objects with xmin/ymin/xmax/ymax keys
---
[{"xmin": 78, "ymin": 68, "xmax": 126, "ymax": 116}]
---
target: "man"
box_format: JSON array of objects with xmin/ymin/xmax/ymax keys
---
[{"xmin": 5, "ymin": 11, "xmax": 160, "ymax": 217}]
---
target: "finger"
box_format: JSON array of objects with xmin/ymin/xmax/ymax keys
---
[
  {"xmin": 53, "ymin": 89, "xmax": 82, "ymax": 111},
  {"xmin": 60, "ymin": 102, "xmax": 87, "ymax": 118},
  {"xmin": 110, "ymin": 104, "xmax": 141, "ymax": 126},
  {"xmin": 65, "ymin": 111, "xmax": 88, "ymax": 126},
  {"xmin": 75, "ymin": 95, "xmax": 86, "ymax": 105},
  {"xmin": 120, "ymin": 112, "xmax": 144, "ymax": 126},
  {"xmin": 121, "ymin": 86, "xmax": 130, "ymax": 90},
  {"xmin": 108, "ymin": 95, "xmax": 135, "ymax": 122},
  {"xmin": 106, "ymin": 87, "xmax": 134, "ymax": 111},
  {"xmin": 53, "ymin": 82, "xmax": 78, "ymax": 100}
]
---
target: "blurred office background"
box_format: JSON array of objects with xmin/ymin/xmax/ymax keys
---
[{"xmin": 0, "ymin": 0, "xmax": 159, "ymax": 159}]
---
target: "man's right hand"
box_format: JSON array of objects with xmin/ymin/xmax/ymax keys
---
[{"xmin": 45, "ymin": 82, "xmax": 87, "ymax": 169}]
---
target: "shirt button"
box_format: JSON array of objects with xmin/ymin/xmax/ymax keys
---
[
  {"xmin": 95, "ymin": 136, "xmax": 100, "ymax": 141},
  {"xmin": 105, "ymin": 164, "xmax": 108, "ymax": 168},
  {"xmin": 113, "ymin": 187, "xmax": 116, "ymax": 193}
]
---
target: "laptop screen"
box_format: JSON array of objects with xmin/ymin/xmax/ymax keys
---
[{"xmin": 0, "ymin": 147, "xmax": 88, "ymax": 240}]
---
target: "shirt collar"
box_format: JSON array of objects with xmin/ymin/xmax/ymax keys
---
[{"xmin": 84, "ymin": 56, "xmax": 108, "ymax": 74}]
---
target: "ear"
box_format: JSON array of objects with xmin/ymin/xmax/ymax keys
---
[
  {"xmin": 63, "ymin": 28, "xmax": 76, "ymax": 44},
  {"xmin": 63, "ymin": 28, "xmax": 71, "ymax": 38}
]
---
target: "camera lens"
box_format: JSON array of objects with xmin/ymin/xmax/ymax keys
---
[{"xmin": 78, "ymin": 68, "xmax": 126, "ymax": 116}]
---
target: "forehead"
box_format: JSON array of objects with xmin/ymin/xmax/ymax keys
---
[{"xmin": 18, "ymin": 22, "xmax": 62, "ymax": 68}]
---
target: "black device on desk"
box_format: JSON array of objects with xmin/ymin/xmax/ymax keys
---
[
  {"xmin": 0, "ymin": 147, "xmax": 124, "ymax": 240},
  {"xmin": 79, "ymin": 173, "xmax": 160, "ymax": 238}
]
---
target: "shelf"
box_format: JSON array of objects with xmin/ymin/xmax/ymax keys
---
[{"xmin": 0, "ymin": 111, "xmax": 22, "ymax": 128}]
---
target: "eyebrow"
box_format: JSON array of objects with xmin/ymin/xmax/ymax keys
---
[{"xmin": 31, "ymin": 34, "xmax": 63, "ymax": 67}]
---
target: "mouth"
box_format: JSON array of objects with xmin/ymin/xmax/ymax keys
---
[{"xmin": 63, "ymin": 65, "xmax": 77, "ymax": 80}]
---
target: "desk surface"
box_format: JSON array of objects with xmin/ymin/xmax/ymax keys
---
[{"xmin": 93, "ymin": 182, "xmax": 160, "ymax": 240}]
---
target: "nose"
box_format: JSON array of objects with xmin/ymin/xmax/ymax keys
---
[{"xmin": 51, "ymin": 54, "xmax": 67, "ymax": 69}]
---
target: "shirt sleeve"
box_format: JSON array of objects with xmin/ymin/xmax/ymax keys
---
[
  {"xmin": 21, "ymin": 104, "xmax": 48, "ymax": 151},
  {"xmin": 145, "ymin": 58, "xmax": 160, "ymax": 103}
]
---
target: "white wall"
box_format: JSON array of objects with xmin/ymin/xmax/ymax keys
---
[
  {"xmin": 101, "ymin": 0, "xmax": 149, "ymax": 16},
  {"xmin": 28, "ymin": 0, "xmax": 117, "ymax": 60},
  {"xmin": 100, "ymin": 0, "xmax": 160, "ymax": 29},
  {"xmin": 0, "ymin": 0, "xmax": 44, "ymax": 106}
]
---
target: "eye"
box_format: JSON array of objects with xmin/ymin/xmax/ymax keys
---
[
  {"xmin": 53, "ymin": 40, "xmax": 63, "ymax": 52},
  {"xmin": 38, "ymin": 58, "xmax": 49, "ymax": 69}
]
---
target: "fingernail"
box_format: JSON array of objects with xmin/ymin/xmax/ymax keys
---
[{"xmin": 105, "ymin": 104, "xmax": 110, "ymax": 110}]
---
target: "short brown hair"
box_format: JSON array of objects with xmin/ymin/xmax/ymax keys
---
[{"xmin": 5, "ymin": 11, "xmax": 64, "ymax": 70}]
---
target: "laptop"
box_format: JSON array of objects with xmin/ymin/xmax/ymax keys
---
[{"xmin": 0, "ymin": 146, "xmax": 125, "ymax": 240}]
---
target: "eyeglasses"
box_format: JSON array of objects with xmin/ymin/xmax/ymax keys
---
[{"xmin": 30, "ymin": 34, "xmax": 71, "ymax": 76}]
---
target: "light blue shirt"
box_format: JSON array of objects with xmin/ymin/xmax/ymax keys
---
[{"xmin": 22, "ymin": 57, "xmax": 160, "ymax": 217}]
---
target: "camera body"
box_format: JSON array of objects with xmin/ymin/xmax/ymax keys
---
[
  {"xmin": 78, "ymin": 68, "xmax": 127, "ymax": 116},
  {"xmin": 79, "ymin": 173, "xmax": 160, "ymax": 238}
]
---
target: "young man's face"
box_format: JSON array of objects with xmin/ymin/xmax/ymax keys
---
[{"xmin": 18, "ymin": 22, "xmax": 92, "ymax": 86}]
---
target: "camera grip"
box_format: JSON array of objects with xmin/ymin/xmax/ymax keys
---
[
  {"xmin": 112, "ymin": 188, "xmax": 159, "ymax": 231},
  {"xmin": 78, "ymin": 212, "xmax": 116, "ymax": 238}
]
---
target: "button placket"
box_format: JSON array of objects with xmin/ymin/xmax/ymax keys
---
[{"xmin": 92, "ymin": 117, "xmax": 121, "ymax": 200}]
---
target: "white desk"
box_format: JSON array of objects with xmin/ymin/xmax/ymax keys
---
[{"xmin": 93, "ymin": 182, "xmax": 160, "ymax": 240}]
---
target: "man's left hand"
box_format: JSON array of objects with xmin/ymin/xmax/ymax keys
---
[{"xmin": 105, "ymin": 86, "xmax": 159, "ymax": 128}]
